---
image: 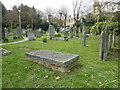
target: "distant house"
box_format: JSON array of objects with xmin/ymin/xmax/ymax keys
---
[{"xmin": 66, "ymin": 17, "xmax": 75, "ymax": 27}]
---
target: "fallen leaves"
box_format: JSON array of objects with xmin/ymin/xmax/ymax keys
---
[
  {"xmin": 55, "ymin": 76, "xmax": 61, "ymax": 80},
  {"xmin": 91, "ymin": 75, "xmax": 94, "ymax": 79}
]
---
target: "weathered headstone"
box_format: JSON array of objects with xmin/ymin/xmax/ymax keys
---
[
  {"xmin": 99, "ymin": 25, "xmax": 109, "ymax": 61},
  {"xmin": 5, "ymin": 28, "xmax": 9, "ymax": 37},
  {"xmin": 27, "ymin": 29, "xmax": 35, "ymax": 41},
  {"xmin": 83, "ymin": 25, "xmax": 87, "ymax": 46},
  {"xmin": 104, "ymin": 26, "xmax": 109, "ymax": 58},
  {"xmin": 100, "ymin": 31, "xmax": 106, "ymax": 61},
  {"xmin": 16, "ymin": 27, "xmax": 23, "ymax": 38},
  {"xmin": 35, "ymin": 29, "xmax": 41, "ymax": 38},
  {"xmin": 108, "ymin": 34, "xmax": 112, "ymax": 51},
  {"xmin": 25, "ymin": 50, "xmax": 80, "ymax": 72},
  {"xmin": 0, "ymin": 2, "xmax": 2, "ymax": 41},
  {"xmin": 69, "ymin": 28, "xmax": 73, "ymax": 38},
  {"xmin": 48, "ymin": 25, "xmax": 55, "ymax": 40},
  {"xmin": 64, "ymin": 30, "xmax": 69, "ymax": 41}
]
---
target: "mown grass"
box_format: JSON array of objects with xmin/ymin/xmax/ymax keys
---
[
  {"xmin": 2, "ymin": 34, "xmax": 118, "ymax": 88},
  {"xmin": 0, "ymin": 36, "xmax": 23, "ymax": 44}
]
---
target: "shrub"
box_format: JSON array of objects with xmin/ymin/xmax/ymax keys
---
[
  {"xmin": 55, "ymin": 33, "xmax": 61, "ymax": 37},
  {"xmin": 90, "ymin": 22, "xmax": 119, "ymax": 35}
]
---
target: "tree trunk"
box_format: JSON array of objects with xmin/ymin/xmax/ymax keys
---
[{"xmin": 75, "ymin": 26, "xmax": 79, "ymax": 37}]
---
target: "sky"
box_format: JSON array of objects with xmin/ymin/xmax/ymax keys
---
[
  {"xmin": 1, "ymin": 0, "xmax": 117, "ymax": 14},
  {"xmin": 0, "ymin": 0, "xmax": 94, "ymax": 14}
]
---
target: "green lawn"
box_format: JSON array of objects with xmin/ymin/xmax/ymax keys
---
[
  {"xmin": 0, "ymin": 36, "xmax": 23, "ymax": 44},
  {"xmin": 2, "ymin": 35, "xmax": 118, "ymax": 88}
]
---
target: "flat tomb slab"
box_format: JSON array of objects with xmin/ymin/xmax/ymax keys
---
[
  {"xmin": 0, "ymin": 48, "xmax": 11, "ymax": 55},
  {"xmin": 25, "ymin": 50, "xmax": 80, "ymax": 72}
]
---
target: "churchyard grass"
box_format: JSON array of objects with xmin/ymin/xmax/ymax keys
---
[
  {"xmin": 0, "ymin": 36, "xmax": 23, "ymax": 44},
  {"xmin": 2, "ymin": 34, "xmax": 118, "ymax": 88}
]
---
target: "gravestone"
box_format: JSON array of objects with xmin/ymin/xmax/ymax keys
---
[
  {"xmin": 48, "ymin": 25, "xmax": 55, "ymax": 40},
  {"xmin": 64, "ymin": 30, "xmax": 69, "ymax": 41},
  {"xmin": 0, "ymin": 2, "xmax": 2, "ymax": 41},
  {"xmin": 104, "ymin": 26, "xmax": 109, "ymax": 58},
  {"xmin": 27, "ymin": 29, "xmax": 35, "ymax": 41},
  {"xmin": 83, "ymin": 25, "xmax": 87, "ymax": 46},
  {"xmin": 0, "ymin": 48, "xmax": 11, "ymax": 55},
  {"xmin": 108, "ymin": 34, "xmax": 112, "ymax": 51},
  {"xmin": 99, "ymin": 26, "xmax": 109, "ymax": 61},
  {"xmin": 25, "ymin": 50, "xmax": 80, "ymax": 72},
  {"xmin": 100, "ymin": 31, "xmax": 106, "ymax": 61},
  {"xmin": 35, "ymin": 29, "xmax": 41, "ymax": 38},
  {"xmin": 16, "ymin": 27, "xmax": 23, "ymax": 38},
  {"xmin": 69, "ymin": 28, "xmax": 73, "ymax": 38},
  {"xmin": 5, "ymin": 28, "xmax": 9, "ymax": 37}
]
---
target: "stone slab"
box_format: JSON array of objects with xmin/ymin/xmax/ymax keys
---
[
  {"xmin": 0, "ymin": 48, "xmax": 11, "ymax": 55},
  {"xmin": 25, "ymin": 50, "xmax": 79, "ymax": 72}
]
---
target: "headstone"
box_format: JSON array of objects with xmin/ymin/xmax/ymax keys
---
[
  {"xmin": 108, "ymin": 34, "xmax": 112, "ymax": 51},
  {"xmin": 48, "ymin": 25, "xmax": 55, "ymax": 40},
  {"xmin": 83, "ymin": 25, "xmax": 87, "ymax": 46},
  {"xmin": 5, "ymin": 28, "xmax": 9, "ymax": 37},
  {"xmin": 27, "ymin": 29, "xmax": 35, "ymax": 41},
  {"xmin": 104, "ymin": 26, "xmax": 109, "ymax": 58},
  {"xmin": 64, "ymin": 30, "xmax": 69, "ymax": 41},
  {"xmin": 100, "ymin": 31, "xmax": 106, "ymax": 61},
  {"xmin": 16, "ymin": 27, "xmax": 23, "ymax": 38},
  {"xmin": 25, "ymin": 50, "xmax": 80, "ymax": 72},
  {"xmin": 35, "ymin": 29, "xmax": 41, "ymax": 38},
  {"xmin": 0, "ymin": 2, "xmax": 2, "ymax": 41},
  {"xmin": 69, "ymin": 28, "xmax": 73, "ymax": 38}
]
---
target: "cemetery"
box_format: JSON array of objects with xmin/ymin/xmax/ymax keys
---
[{"xmin": 0, "ymin": 0, "xmax": 119, "ymax": 89}]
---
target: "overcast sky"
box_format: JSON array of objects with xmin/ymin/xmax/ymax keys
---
[
  {"xmin": 1, "ymin": 0, "xmax": 95, "ymax": 14},
  {"xmin": 1, "ymin": 0, "xmax": 117, "ymax": 14}
]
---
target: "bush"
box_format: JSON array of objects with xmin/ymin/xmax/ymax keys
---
[
  {"xmin": 55, "ymin": 33, "xmax": 61, "ymax": 37},
  {"xmin": 90, "ymin": 22, "xmax": 119, "ymax": 35}
]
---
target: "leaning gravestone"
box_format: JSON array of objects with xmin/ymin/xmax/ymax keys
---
[
  {"xmin": 48, "ymin": 25, "xmax": 55, "ymax": 40},
  {"xmin": 16, "ymin": 27, "xmax": 23, "ymax": 38},
  {"xmin": 27, "ymin": 29, "xmax": 35, "ymax": 41},
  {"xmin": 100, "ymin": 31, "xmax": 106, "ymax": 61},
  {"xmin": 25, "ymin": 50, "xmax": 80, "ymax": 72}
]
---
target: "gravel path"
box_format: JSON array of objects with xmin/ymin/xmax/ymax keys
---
[{"xmin": 0, "ymin": 37, "xmax": 28, "ymax": 45}]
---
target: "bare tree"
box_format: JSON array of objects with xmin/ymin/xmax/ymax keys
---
[
  {"xmin": 58, "ymin": 5, "xmax": 68, "ymax": 28},
  {"xmin": 73, "ymin": 0, "xmax": 83, "ymax": 37},
  {"xmin": 45, "ymin": 7, "xmax": 54, "ymax": 24}
]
